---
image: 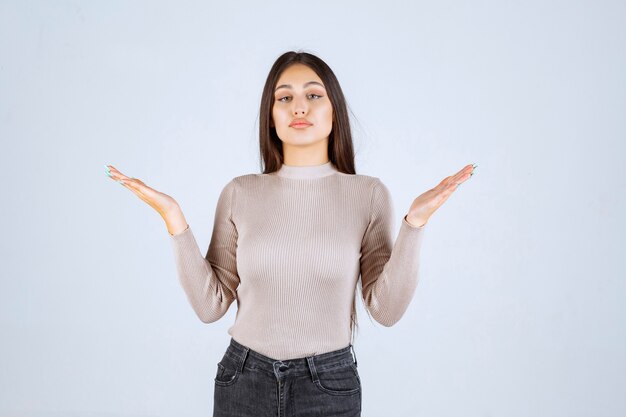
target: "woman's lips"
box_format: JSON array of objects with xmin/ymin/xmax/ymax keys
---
[{"xmin": 290, "ymin": 123, "xmax": 312, "ymax": 129}]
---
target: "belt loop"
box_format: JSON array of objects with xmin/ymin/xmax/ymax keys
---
[
  {"xmin": 306, "ymin": 356, "xmax": 319, "ymax": 383},
  {"xmin": 239, "ymin": 347, "xmax": 250, "ymax": 374},
  {"xmin": 350, "ymin": 344, "xmax": 358, "ymax": 367}
]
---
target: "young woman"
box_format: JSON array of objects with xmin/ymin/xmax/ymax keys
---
[{"xmin": 105, "ymin": 50, "xmax": 476, "ymax": 417}]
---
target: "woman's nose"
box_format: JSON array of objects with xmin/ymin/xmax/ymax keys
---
[{"xmin": 292, "ymin": 96, "xmax": 308, "ymax": 115}]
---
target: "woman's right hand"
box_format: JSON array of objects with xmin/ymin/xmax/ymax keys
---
[{"xmin": 105, "ymin": 164, "xmax": 180, "ymax": 218}]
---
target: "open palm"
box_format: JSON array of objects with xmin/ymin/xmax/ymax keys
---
[
  {"xmin": 105, "ymin": 164, "xmax": 179, "ymax": 217},
  {"xmin": 406, "ymin": 163, "xmax": 477, "ymax": 227}
]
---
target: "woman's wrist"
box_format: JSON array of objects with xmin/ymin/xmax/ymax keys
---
[
  {"xmin": 404, "ymin": 214, "xmax": 427, "ymax": 228},
  {"xmin": 163, "ymin": 205, "xmax": 188, "ymax": 236}
]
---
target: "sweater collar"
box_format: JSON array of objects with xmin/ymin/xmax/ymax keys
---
[{"xmin": 275, "ymin": 161, "xmax": 339, "ymax": 179}]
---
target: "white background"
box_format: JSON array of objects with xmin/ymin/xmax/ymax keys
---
[{"xmin": 1, "ymin": 0, "xmax": 625, "ymax": 416}]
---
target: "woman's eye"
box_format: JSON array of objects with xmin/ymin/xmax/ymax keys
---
[{"xmin": 276, "ymin": 94, "xmax": 323, "ymax": 102}]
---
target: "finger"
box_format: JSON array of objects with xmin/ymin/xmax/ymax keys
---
[
  {"xmin": 452, "ymin": 164, "xmax": 474, "ymax": 180},
  {"xmin": 106, "ymin": 166, "xmax": 133, "ymax": 182},
  {"xmin": 437, "ymin": 164, "xmax": 476, "ymax": 190},
  {"xmin": 105, "ymin": 165, "xmax": 118, "ymax": 179},
  {"xmin": 437, "ymin": 175, "xmax": 453, "ymax": 188},
  {"xmin": 107, "ymin": 166, "xmax": 128, "ymax": 178},
  {"xmin": 119, "ymin": 177, "xmax": 154, "ymax": 196},
  {"xmin": 450, "ymin": 164, "xmax": 476, "ymax": 184},
  {"xmin": 118, "ymin": 179, "xmax": 151, "ymax": 204},
  {"xmin": 442, "ymin": 175, "xmax": 465, "ymax": 191},
  {"xmin": 450, "ymin": 171, "xmax": 476, "ymax": 191},
  {"xmin": 105, "ymin": 165, "xmax": 118, "ymax": 177},
  {"xmin": 120, "ymin": 178, "xmax": 142, "ymax": 193},
  {"xmin": 119, "ymin": 177, "xmax": 138, "ymax": 187},
  {"xmin": 118, "ymin": 179, "xmax": 149, "ymax": 201},
  {"xmin": 117, "ymin": 177, "xmax": 133, "ymax": 188},
  {"xmin": 105, "ymin": 165, "xmax": 121, "ymax": 175},
  {"xmin": 118, "ymin": 179, "xmax": 161, "ymax": 211},
  {"xmin": 441, "ymin": 169, "xmax": 466, "ymax": 187}
]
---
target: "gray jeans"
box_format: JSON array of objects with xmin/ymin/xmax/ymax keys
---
[{"xmin": 213, "ymin": 337, "xmax": 361, "ymax": 417}]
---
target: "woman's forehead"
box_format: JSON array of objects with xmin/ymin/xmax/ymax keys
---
[{"xmin": 276, "ymin": 64, "xmax": 323, "ymax": 86}]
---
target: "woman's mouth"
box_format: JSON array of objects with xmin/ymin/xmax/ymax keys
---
[
  {"xmin": 289, "ymin": 118, "xmax": 313, "ymax": 128},
  {"xmin": 290, "ymin": 123, "xmax": 312, "ymax": 129}
]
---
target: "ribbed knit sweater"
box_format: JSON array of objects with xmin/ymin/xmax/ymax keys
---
[{"xmin": 169, "ymin": 161, "xmax": 426, "ymax": 360}]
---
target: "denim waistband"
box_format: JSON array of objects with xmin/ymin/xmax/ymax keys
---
[{"xmin": 224, "ymin": 337, "xmax": 358, "ymax": 376}]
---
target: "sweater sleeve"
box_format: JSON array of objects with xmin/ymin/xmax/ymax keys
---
[
  {"xmin": 359, "ymin": 178, "xmax": 426, "ymax": 327},
  {"xmin": 169, "ymin": 179, "xmax": 240, "ymax": 323}
]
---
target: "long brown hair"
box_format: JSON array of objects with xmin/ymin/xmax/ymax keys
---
[
  {"xmin": 257, "ymin": 50, "xmax": 372, "ymax": 345},
  {"xmin": 259, "ymin": 51, "xmax": 356, "ymax": 176}
]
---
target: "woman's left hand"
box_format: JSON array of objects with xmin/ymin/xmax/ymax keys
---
[{"xmin": 405, "ymin": 163, "xmax": 477, "ymax": 227}]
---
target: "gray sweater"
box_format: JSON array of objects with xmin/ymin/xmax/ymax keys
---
[{"xmin": 169, "ymin": 161, "xmax": 425, "ymax": 360}]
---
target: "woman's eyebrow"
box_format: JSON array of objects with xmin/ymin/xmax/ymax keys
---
[{"xmin": 274, "ymin": 81, "xmax": 325, "ymax": 92}]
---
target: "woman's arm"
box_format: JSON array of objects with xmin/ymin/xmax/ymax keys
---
[
  {"xmin": 105, "ymin": 164, "xmax": 239, "ymax": 323},
  {"xmin": 168, "ymin": 179, "xmax": 240, "ymax": 323},
  {"xmin": 360, "ymin": 163, "xmax": 476, "ymax": 326},
  {"xmin": 360, "ymin": 178, "xmax": 426, "ymax": 327}
]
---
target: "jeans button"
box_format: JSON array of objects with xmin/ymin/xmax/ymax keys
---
[{"xmin": 278, "ymin": 364, "xmax": 288, "ymax": 371}]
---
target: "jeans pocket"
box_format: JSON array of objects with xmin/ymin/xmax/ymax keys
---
[
  {"xmin": 214, "ymin": 357, "xmax": 241, "ymax": 387},
  {"xmin": 313, "ymin": 362, "xmax": 361, "ymax": 396}
]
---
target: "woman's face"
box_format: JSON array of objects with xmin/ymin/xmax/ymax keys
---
[{"xmin": 271, "ymin": 64, "xmax": 333, "ymax": 149}]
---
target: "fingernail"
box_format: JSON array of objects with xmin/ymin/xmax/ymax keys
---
[{"xmin": 105, "ymin": 165, "xmax": 112, "ymax": 177}]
